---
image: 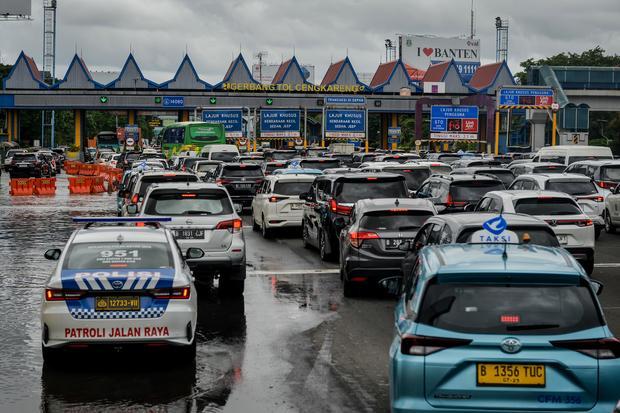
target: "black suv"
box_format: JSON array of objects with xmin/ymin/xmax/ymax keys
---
[
  {"xmin": 211, "ymin": 163, "xmax": 264, "ymax": 208},
  {"xmin": 450, "ymin": 166, "xmax": 515, "ymax": 188},
  {"xmin": 416, "ymin": 174, "xmax": 504, "ymax": 213},
  {"xmin": 300, "ymin": 173, "xmax": 409, "ymax": 261},
  {"xmin": 117, "ymin": 151, "xmax": 142, "ymax": 170},
  {"xmin": 264, "ymin": 149, "xmax": 297, "ymax": 162},
  {"xmin": 10, "ymin": 152, "xmax": 53, "ymax": 178}
]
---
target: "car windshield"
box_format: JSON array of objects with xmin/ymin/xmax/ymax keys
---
[
  {"xmin": 264, "ymin": 163, "xmax": 288, "ymax": 174},
  {"xmin": 449, "ymin": 181, "xmax": 504, "ymax": 202},
  {"xmin": 417, "ymin": 283, "xmax": 602, "ymax": 335},
  {"xmin": 196, "ymin": 163, "xmax": 219, "ymax": 172},
  {"xmin": 429, "ymin": 165, "xmax": 452, "ymax": 175},
  {"xmin": 456, "ymin": 227, "xmax": 560, "ymax": 246},
  {"xmin": 569, "ymin": 156, "xmax": 613, "ymax": 164},
  {"xmin": 13, "ymin": 154, "xmax": 36, "ymax": 162},
  {"xmin": 601, "ymin": 166, "xmax": 620, "ymax": 181},
  {"xmin": 360, "ymin": 211, "xmax": 434, "ymax": 231},
  {"xmin": 222, "ymin": 165, "xmax": 263, "ymax": 177},
  {"xmin": 211, "ymin": 152, "xmax": 238, "ymax": 162},
  {"xmin": 533, "ymin": 165, "xmax": 564, "ymax": 174},
  {"xmin": 476, "ymin": 170, "xmax": 514, "ymax": 188},
  {"xmin": 437, "ymin": 155, "xmax": 460, "ymax": 163},
  {"xmin": 300, "ymin": 160, "xmax": 340, "ymax": 170},
  {"xmin": 384, "ymin": 168, "xmax": 431, "ymax": 190},
  {"xmin": 546, "ymin": 180, "xmax": 598, "ymax": 196},
  {"xmin": 270, "ymin": 152, "xmax": 297, "ymax": 161},
  {"xmin": 182, "ymin": 158, "xmax": 207, "ymax": 169},
  {"xmin": 513, "ymin": 198, "xmax": 582, "ymax": 216},
  {"xmin": 144, "ymin": 190, "xmax": 233, "ymax": 216},
  {"xmin": 273, "ymin": 181, "xmax": 313, "ymax": 196},
  {"xmin": 540, "ymin": 156, "xmax": 566, "ymax": 164},
  {"xmin": 334, "ymin": 179, "xmax": 408, "ymax": 203},
  {"xmin": 138, "ymin": 175, "xmax": 199, "ymax": 197},
  {"xmin": 64, "ymin": 242, "xmax": 172, "ymax": 269}
]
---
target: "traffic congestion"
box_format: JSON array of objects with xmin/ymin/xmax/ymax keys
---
[{"xmin": 1, "ymin": 136, "xmax": 620, "ymax": 412}]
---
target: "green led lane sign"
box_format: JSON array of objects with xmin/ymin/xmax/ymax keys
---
[
  {"xmin": 266, "ymin": 98, "xmax": 273, "ymax": 106},
  {"xmin": 99, "ymin": 96, "xmax": 109, "ymax": 104},
  {"xmin": 209, "ymin": 97, "xmax": 217, "ymax": 104},
  {"xmin": 154, "ymin": 96, "xmax": 162, "ymax": 104}
]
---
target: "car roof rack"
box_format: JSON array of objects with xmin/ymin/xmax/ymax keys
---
[{"xmin": 72, "ymin": 217, "xmax": 172, "ymax": 229}]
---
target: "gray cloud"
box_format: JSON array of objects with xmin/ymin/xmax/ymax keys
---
[{"xmin": 1, "ymin": 0, "xmax": 618, "ymax": 83}]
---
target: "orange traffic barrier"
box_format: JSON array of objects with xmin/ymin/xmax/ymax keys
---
[
  {"xmin": 78, "ymin": 163, "xmax": 96, "ymax": 176},
  {"xmin": 33, "ymin": 177, "xmax": 57, "ymax": 196},
  {"xmin": 9, "ymin": 178, "xmax": 34, "ymax": 196},
  {"xmin": 68, "ymin": 176, "xmax": 92, "ymax": 194},
  {"xmin": 63, "ymin": 161, "xmax": 80, "ymax": 175},
  {"xmin": 91, "ymin": 176, "xmax": 106, "ymax": 193}
]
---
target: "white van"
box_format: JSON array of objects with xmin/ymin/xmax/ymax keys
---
[
  {"xmin": 534, "ymin": 145, "xmax": 613, "ymax": 166},
  {"xmin": 199, "ymin": 144, "xmax": 240, "ymax": 162}
]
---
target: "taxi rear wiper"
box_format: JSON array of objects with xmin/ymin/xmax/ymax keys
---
[{"xmin": 506, "ymin": 323, "xmax": 559, "ymax": 331}]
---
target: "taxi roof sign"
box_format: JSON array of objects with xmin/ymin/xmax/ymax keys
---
[{"xmin": 472, "ymin": 215, "xmax": 519, "ymax": 244}]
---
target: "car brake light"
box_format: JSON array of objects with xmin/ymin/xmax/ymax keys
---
[
  {"xmin": 131, "ymin": 194, "xmax": 139, "ymax": 204},
  {"xmin": 181, "ymin": 193, "xmax": 196, "ymax": 198},
  {"xmin": 152, "ymin": 287, "xmax": 190, "ymax": 300},
  {"xmin": 402, "ymin": 169, "xmax": 412, "ymax": 172},
  {"xmin": 348, "ymin": 231, "xmax": 379, "ymax": 248},
  {"xmin": 597, "ymin": 181, "xmax": 617, "ymax": 190},
  {"xmin": 330, "ymin": 199, "xmax": 352, "ymax": 215},
  {"xmin": 163, "ymin": 173, "xmax": 176, "ymax": 177},
  {"xmin": 45, "ymin": 289, "xmax": 84, "ymax": 301},
  {"xmin": 269, "ymin": 196, "xmax": 288, "ymax": 203},
  {"xmin": 216, "ymin": 218, "xmax": 242, "ymax": 232},
  {"xmin": 389, "ymin": 208, "xmax": 409, "ymax": 213},
  {"xmin": 551, "ymin": 337, "xmax": 620, "ymax": 359},
  {"xmin": 366, "ymin": 177, "xmax": 378, "ymax": 181},
  {"xmin": 446, "ymin": 193, "xmax": 467, "ymax": 207},
  {"xmin": 577, "ymin": 195, "xmax": 605, "ymax": 203},
  {"xmin": 401, "ymin": 335, "xmax": 472, "ymax": 356},
  {"xmin": 216, "ymin": 178, "xmax": 231, "ymax": 185}
]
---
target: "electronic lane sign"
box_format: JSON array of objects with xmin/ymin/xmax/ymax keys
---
[
  {"xmin": 325, "ymin": 109, "xmax": 366, "ymax": 138},
  {"xmin": 430, "ymin": 105, "xmax": 479, "ymax": 140},
  {"xmin": 260, "ymin": 109, "xmax": 301, "ymax": 138},
  {"xmin": 498, "ymin": 87, "xmax": 554, "ymax": 109},
  {"xmin": 202, "ymin": 109, "xmax": 243, "ymax": 138},
  {"xmin": 162, "ymin": 96, "xmax": 185, "ymax": 107}
]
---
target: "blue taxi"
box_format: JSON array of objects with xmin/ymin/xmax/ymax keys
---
[{"xmin": 390, "ymin": 243, "xmax": 620, "ymax": 413}]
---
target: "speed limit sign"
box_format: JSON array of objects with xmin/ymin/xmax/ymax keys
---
[{"xmin": 238, "ymin": 138, "xmax": 248, "ymax": 146}]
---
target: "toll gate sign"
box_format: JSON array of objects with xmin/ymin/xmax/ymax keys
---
[
  {"xmin": 430, "ymin": 105, "xmax": 478, "ymax": 140},
  {"xmin": 202, "ymin": 109, "xmax": 243, "ymax": 138},
  {"xmin": 260, "ymin": 109, "xmax": 300, "ymax": 138},
  {"xmin": 324, "ymin": 109, "xmax": 366, "ymax": 138},
  {"xmin": 498, "ymin": 87, "xmax": 554, "ymax": 109}
]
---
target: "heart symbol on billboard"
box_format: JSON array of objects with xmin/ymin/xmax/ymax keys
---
[{"xmin": 423, "ymin": 48, "xmax": 433, "ymax": 57}]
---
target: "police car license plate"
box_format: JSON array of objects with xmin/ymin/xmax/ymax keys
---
[
  {"xmin": 95, "ymin": 296, "xmax": 140, "ymax": 312},
  {"xmin": 556, "ymin": 234, "xmax": 568, "ymax": 244},
  {"xmin": 172, "ymin": 229, "xmax": 204, "ymax": 239},
  {"xmin": 477, "ymin": 363, "xmax": 545, "ymax": 387}
]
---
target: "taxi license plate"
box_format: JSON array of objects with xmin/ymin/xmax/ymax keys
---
[
  {"xmin": 556, "ymin": 234, "xmax": 568, "ymax": 245},
  {"xmin": 95, "ymin": 296, "xmax": 140, "ymax": 312},
  {"xmin": 477, "ymin": 363, "xmax": 545, "ymax": 387},
  {"xmin": 172, "ymin": 229, "xmax": 204, "ymax": 239}
]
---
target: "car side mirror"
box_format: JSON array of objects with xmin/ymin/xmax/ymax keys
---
[
  {"xmin": 44, "ymin": 248, "xmax": 62, "ymax": 261},
  {"xmin": 299, "ymin": 192, "xmax": 308, "ymax": 201},
  {"xmin": 186, "ymin": 247, "xmax": 205, "ymax": 259},
  {"xmin": 590, "ymin": 279, "xmax": 604, "ymax": 296},
  {"xmin": 463, "ymin": 203, "xmax": 476, "ymax": 212},
  {"xmin": 409, "ymin": 191, "xmax": 417, "ymax": 199},
  {"xmin": 334, "ymin": 217, "xmax": 346, "ymax": 231},
  {"xmin": 126, "ymin": 204, "xmax": 138, "ymax": 215}
]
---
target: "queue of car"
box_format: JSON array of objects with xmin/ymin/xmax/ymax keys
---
[{"xmin": 37, "ymin": 143, "xmax": 620, "ymax": 411}]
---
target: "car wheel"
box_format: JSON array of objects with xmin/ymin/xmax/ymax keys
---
[
  {"xmin": 605, "ymin": 210, "xmax": 617, "ymax": 234},
  {"xmin": 261, "ymin": 214, "xmax": 271, "ymax": 239},
  {"xmin": 302, "ymin": 221, "xmax": 311, "ymax": 249},
  {"xmin": 252, "ymin": 210, "xmax": 260, "ymax": 231},
  {"xmin": 319, "ymin": 230, "xmax": 333, "ymax": 261},
  {"xmin": 595, "ymin": 226, "xmax": 602, "ymax": 240}
]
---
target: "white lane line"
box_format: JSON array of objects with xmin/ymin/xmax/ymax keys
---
[
  {"xmin": 594, "ymin": 263, "xmax": 620, "ymax": 268},
  {"xmin": 248, "ymin": 268, "xmax": 339, "ymax": 276},
  {"xmin": 603, "ymin": 307, "xmax": 620, "ymax": 310}
]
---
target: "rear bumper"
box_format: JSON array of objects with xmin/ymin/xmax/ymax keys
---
[
  {"xmin": 564, "ymin": 247, "xmax": 594, "ymax": 261},
  {"xmin": 344, "ymin": 256, "xmax": 403, "ymax": 282}
]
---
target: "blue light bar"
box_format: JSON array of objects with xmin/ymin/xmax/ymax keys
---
[{"xmin": 72, "ymin": 217, "xmax": 172, "ymax": 223}]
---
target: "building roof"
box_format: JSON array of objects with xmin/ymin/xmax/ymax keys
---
[
  {"xmin": 467, "ymin": 61, "xmax": 515, "ymax": 93},
  {"xmin": 370, "ymin": 61, "xmax": 398, "ymax": 89},
  {"xmin": 24, "ymin": 54, "xmax": 43, "ymax": 81},
  {"xmin": 422, "ymin": 60, "xmax": 451, "ymax": 83},
  {"xmin": 220, "ymin": 53, "xmax": 258, "ymax": 85},
  {"xmin": 405, "ymin": 64, "xmax": 426, "ymax": 81},
  {"xmin": 158, "ymin": 54, "xmax": 211, "ymax": 90},
  {"xmin": 321, "ymin": 59, "xmax": 346, "ymax": 86}
]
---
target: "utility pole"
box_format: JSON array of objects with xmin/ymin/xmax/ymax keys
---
[
  {"xmin": 495, "ymin": 17, "xmax": 509, "ymax": 62},
  {"xmin": 254, "ymin": 51, "xmax": 268, "ymax": 84},
  {"xmin": 470, "ymin": 0, "xmax": 475, "ymax": 39},
  {"xmin": 42, "ymin": 0, "xmax": 57, "ymax": 147}
]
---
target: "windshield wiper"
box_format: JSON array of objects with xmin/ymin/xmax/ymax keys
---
[{"xmin": 506, "ymin": 323, "xmax": 559, "ymax": 331}]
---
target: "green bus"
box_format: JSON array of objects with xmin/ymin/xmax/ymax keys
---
[{"xmin": 159, "ymin": 122, "xmax": 226, "ymax": 157}]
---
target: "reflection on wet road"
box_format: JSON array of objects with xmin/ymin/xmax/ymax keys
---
[{"xmin": 0, "ymin": 174, "xmax": 393, "ymax": 412}]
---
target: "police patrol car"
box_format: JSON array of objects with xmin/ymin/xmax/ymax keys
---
[{"xmin": 41, "ymin": 217, "xmax": 202, "ymax": 360}]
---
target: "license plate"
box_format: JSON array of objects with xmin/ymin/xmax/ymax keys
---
[
  {"xmin": 172, "ymin": 229, "xmax": 204, "ymax": 239},
  {"xmin": 95, "ymin": 296, "xmax": 140, "ymax": 312},
  {"xmin": 18, "ymin": 164, "xmax": 28, "ymax": 168},
  {"xmin": 291, "ymin": 203, "xmax": 303, "ymax": 210},
  {"xmin": 235, "ymin": 184, "xmax": 252, "ymax": 189},
  {"xmin": 477, "ymin": 363, "xmax": 545, "ymax": 387},
  {"xmin": 385, "ymin": 239, "xmax": 410, "ymax": 249},
  {"xmin": 556, "ymin": 234, "xmax": 568, "ymax": 245}
]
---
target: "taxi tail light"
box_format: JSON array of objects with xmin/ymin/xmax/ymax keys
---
[
  {"xmin": 401, "ymin": 335, "xmax": 472, "ymax": 356},
  {"xmin": 152, "ymin": 287, "xmax": 191, "ymax": 300},
  {"xmin": 348, "ymin": 231, "xmax": 379, "ymax": 248},
  {"xmin": 45, "ymin": 289, "xmax": 84, "ymax": 301},
  {"xmin": 216, "ymin": 218, "xmax": 242, "ymax": 233},
  {"xmin": 546, "ymin": 219, "xmax": 593, "ymax": 227},
  {"xmin": 551, "ymin": 337, "xmax": 620, "ymax": 359},
  {"xmin": 330, "ymin": 199, "xmax": 352, "ymax": 215},
  {"xmin": 269, "ymin": 196, "xmax": 289, "ymax": 203},
  {"xmin": 445, "ymin": 194, "xmax": 467, "ymax": 208}
]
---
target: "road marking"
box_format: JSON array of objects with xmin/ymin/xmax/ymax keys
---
[
  {"xmin": 248, "ymin": 268, "xmax": 339, "ymax": 276},
  {"xmin": 603, "ymin": 307, "xmax": 620, "ymax": 310},
  {"xmin": 594, "ymin": 263, "xmax": 620, "ymax": 268}
]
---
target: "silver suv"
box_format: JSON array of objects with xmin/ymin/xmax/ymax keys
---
[{"xmin": 134, "ymin": 182, "xmax": 246, "ymax": 296}]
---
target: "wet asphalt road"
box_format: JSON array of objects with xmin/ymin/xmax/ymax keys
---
[{"xmin": 1, "ymin": 173, "xmax": 619, "ymax": 412}]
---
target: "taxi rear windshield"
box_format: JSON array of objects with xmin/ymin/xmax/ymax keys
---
[
  {"xmin": 546, "ymin": 180, "xmax": 598, "ymax": 196},
  {"xmin": 334, "ymin": 179, "xmax": 408, "ymax": 203},
  {"xmin": 417, "ymin": 283, "xmax": 603, "ymax": 335},
  {"xmin": 222, "ymin": 165, "xmax": 263, "ymax": 177},
  {"xmin": 64, "ymin": 242, "xmax": 172, "ymax": 270},
  {"xmin": 144, "ymin": 190, "xmax": 233, "ymax": 216},
  {"xmin": 513, "ymin": 198, "xmax": 582, "ymax": 216},
  {"xmin": 456, "ymin": 227, "xmax": 560, "ymax": 247},
  {"xmin": 360, "ymin": 211, "xmax": 434, "ymax": 231}
]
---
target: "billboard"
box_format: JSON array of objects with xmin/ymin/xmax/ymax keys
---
[
  {"xmin": 260, "ymin": 109, "xmax": 300, "ymax": 138},
  {"xmin": 324, "ymin": 109, "xmax": 366, "ymax": 138},
  {"xmin": 202, "ymin": 109, "xmax": 243, "ymax": 138},
  {"xmin": 400, "ymin": 35, "xmax": 480, "ymax": 81},
  {"xmin": 430, "ymin": 105, "xmax": 479, "ymax": 140},
  {"xmin": 252, "ymin": 63, "xmax": 315, "ymax": 84},
  {"xmin": 2, "ymin": 0, "xmax": 31, "ymax": 16}
]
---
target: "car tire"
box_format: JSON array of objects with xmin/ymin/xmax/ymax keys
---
[
  {"xmin": 319, "ymin": 230, "xmax": 334, "ymax": 262},
  {"xmin": 219, "ymin": 267, "xmax": 246, "ymax": 297},
  {"xmin": 605, "ymin": 210, "xmax": 617, "ymax": 234},
  {"xmin": 595, "ymin": 226, "xmax": 602, "ymax": 240},
  {"xmin": 252, "ymin": 211, "xmax": 260, "ymax": 231},
  {"xmin": 261, "ymin": 214, "xmax": 271, "ymax": 239},
  {"xmin": 302, "ymin": 220, "xmax": 311, "ymax": 249}
]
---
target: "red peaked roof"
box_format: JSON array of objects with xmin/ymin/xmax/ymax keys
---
[
  {"xmin": 405, "ymin": 64, "xmax": 426, "ymax": 81},
  {"xmin": 468, "ymin": 62, "xmax": 503, "ymax": 90},
  {"xmin": 24, "ymin": 54, "xmax": 42, "ymax": 81},
  {"xmin": 321, "ymin": 59, "xmax": 346, "ymax": 86},
  {"xmin": 272, "ymin": 59, "xmax": 292, "ymax": 84},
  {"xmin": 370, "ymin": 60, "xmax": 398, "ymax": 88},
  {"xmin": 422, "ymin": 60, "xmax": 451, "ymax": 83}
]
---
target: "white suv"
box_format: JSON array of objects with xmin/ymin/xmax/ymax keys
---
[
  {"xmin": 251, "ymin": 173, "xmax": 316, "ymax": 238},
  {"xmin": 475, "ymin": 190, "xmax": 595, "ymax": 273},
  {"xmin": 509, "ymin": 173, "xmax": 608, "ymax": 238},
  {"xmin": 604, "ymin": 183, "xmax": 620, "ymax": 234}
]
